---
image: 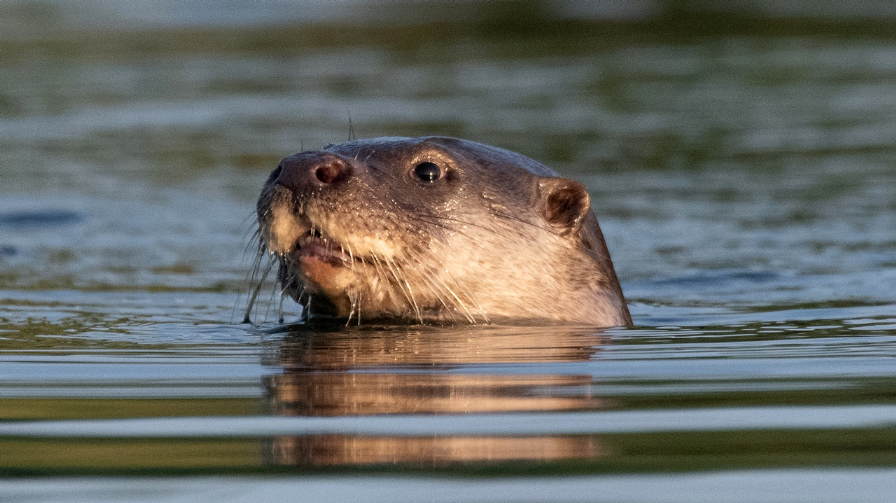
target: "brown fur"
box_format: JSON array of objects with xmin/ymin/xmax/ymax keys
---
[{"xmin": 253, "ymin": 136, "xmax": 631, "ymax": 326}]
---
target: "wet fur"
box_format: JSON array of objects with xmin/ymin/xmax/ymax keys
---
[{"xmin": 247, "ymin": 136, "xmax": 631, "ymax": 327}]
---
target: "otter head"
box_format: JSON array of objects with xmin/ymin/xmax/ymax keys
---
[{"xmin": 255, "ymin": 136, "xmax": 631, "ymax": 326}]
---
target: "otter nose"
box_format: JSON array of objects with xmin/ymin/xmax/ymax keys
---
[{"xmin": 273, "ymin": 152, "xmax": 353, "ymax": 191}]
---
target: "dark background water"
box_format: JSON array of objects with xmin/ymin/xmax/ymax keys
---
[{"xmin": 1, "ymin": 1, "xmax": 896, "ymax": 501}]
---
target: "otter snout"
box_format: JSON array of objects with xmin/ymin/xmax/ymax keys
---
[{"xmin": 274, "ymin": 152, "xmax": 353, "ymax": 192}]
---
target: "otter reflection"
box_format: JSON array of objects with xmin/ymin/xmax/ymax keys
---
[{"xmin": 262, "ymin": 324, "xmax": 609, "ymax": 466}]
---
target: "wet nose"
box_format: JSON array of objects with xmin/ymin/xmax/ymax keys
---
[{"xmin": 273, "ymin": 152, "xmax": 353, "ymax": 191}]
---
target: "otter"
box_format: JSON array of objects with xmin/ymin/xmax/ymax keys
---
[{"xmin": 253, "ymin": 136, "xmax": 631, "ymax": 327}]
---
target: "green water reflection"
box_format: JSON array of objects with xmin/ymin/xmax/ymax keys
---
[{"xmin": 2, "ymin": 320, "xmax": 894, "ymax": 475}]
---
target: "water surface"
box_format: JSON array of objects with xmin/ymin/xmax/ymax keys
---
[{"xmin": 2, "ymin": 1, "xmax": 896, "ymax": 501}]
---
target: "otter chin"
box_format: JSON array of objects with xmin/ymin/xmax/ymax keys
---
[{"xmin": 253, "ymin": 136, "xmax": 631, "ymax": 327}]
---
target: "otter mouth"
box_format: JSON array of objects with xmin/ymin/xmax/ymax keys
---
[{"xmin": 291, "ymin": 229, "xmax": 352, "ymax": 268}]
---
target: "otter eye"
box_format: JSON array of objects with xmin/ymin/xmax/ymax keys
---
[{"xmin": 413, "ymin": 162, "xmax": 441, "ymax": 183}]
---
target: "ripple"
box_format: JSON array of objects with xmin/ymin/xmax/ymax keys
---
[
  {"xmin": 3, "ymin": 470, "xmax": 896, "ymax": 503},
  {"xmin": 0, "ymin": 210, "xmax": 83, "ymax": 229},
  {"xmin": 2, "ymin": 405, "xmax": 895, "ymax": 438}
]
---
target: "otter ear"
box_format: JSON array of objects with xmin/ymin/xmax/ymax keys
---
[{"xmin": 538, "ymin": 177, "xmax": 591, "ymax": 236}]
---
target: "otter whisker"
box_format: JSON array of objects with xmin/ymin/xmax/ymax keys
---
[
  {"xmin": 386, "ymin": 257, "xmax": 423, "ymax": 323},
  {"xmin": 370, "ymin": 253, "xmax": 417, "ymax": 322},
  {"xmin": 425, "ymin": 257, "xmax": 489, "ymax": 324},
  {"xmin": 420, "ymin": 211, "xmax": 546, "ymax": 242},
  {"xmin": 345, "ymin": 291, "xmax": 355, "ymax": 326},
  {"xmin": 261, "ymin": 273, "xmax": 282, "ymax": 322},
  {"xmin": 241, "ymin": 222, "xmax": 264, "ymax": 257},
  {"xmin": 458, "ymin": 281, "xmax": 489, "ymax": 324},
  {"xmin": 411, "ymin": 266, "xmax": 462, "ymax": 323},
  {"xmin": 448, "ymin": 273, "xmax": 490, "ymax": 324},
  {"xmin": 237, "ymin": 215, "xmax": 274, "ymax": 323},
  {"xmin": 278, "ymin": 288, "xmax": 286, "ymax": 323},
  {"xmin": 374, "ymin": 254, "xmax": 420, "ymax": 322},
  {"xmin": 304, "ymin": 293, "xmax": 313, "ymax": 321},
  {"xmin": 488, "ymin": 209, "xmax": 556, "ymax": 236},
  {"xmin": 243, "ymin": 252, "xmax": 275, "ymax": 323},
  {"xmin": 345, "ymin": 290, "xmax": 362, "ymax": 326},
  {"xmin": 393, "ymin": 210, "xmax": 511, "ymax": 243},
  {"xmin": 368, "ymin": 253, "xmax": 406, "ymax": 314},
  {"xmin": 423, "ymin": 267, "xmax": 478, "ymax": 324},
  {"xmin": 368, "ymin": 252, "xmax": 389, "ymax": 282},
  {"xmin": 277, "ymin": 270, "xmax": 303, "ymax": 321},
  {"xmin": 275, "ymin": 259, "xmax": 305, "ymax": 311}
]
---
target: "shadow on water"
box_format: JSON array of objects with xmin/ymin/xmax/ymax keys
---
[{"xmin": 262, "ymin": 323, "xmax": 609, "ymax": 466}]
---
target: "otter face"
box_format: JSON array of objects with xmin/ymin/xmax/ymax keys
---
[{"xmin": 253, "ymin": 136, "xmax": 630, "ymax": 326}]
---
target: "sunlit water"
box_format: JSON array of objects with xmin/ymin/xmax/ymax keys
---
[{"xmin": 2, "ymin": 1, "xmax": 896, "ymax": 501}]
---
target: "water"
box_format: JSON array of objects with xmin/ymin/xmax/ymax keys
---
[{"xmin": 2, "ymin": 1, "xmax": 896, "ymax": 501}]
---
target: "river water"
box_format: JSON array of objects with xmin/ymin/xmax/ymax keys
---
[{"xmin": 1, "ymin": 1, "xmax": 895, "ymax": 501}]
